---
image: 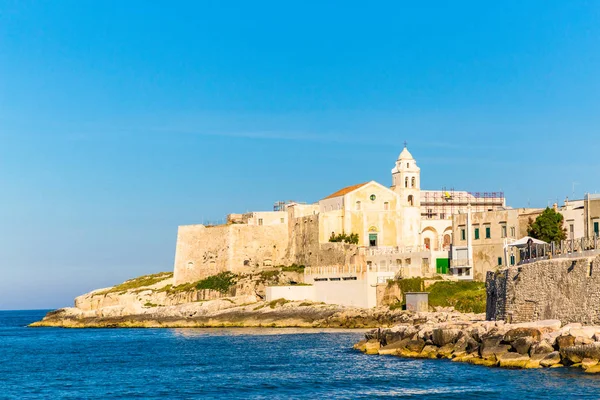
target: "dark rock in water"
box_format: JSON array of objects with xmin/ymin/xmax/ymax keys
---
[
  {"xmin": 556, "ymin": 335, "xmax": 576, "ymax": 350},
  {"xmin": 503, "ymin": 328, "xmax": 542, "ymax": 343},
  {"xmin": 432, "ymin": 328, "xmax": 460, "ymax": 347},
  {"xmin": 405, "ymin": 339, "xmax": 426, "ymax": 353},
  {"xmin": 512, "ymin": 337, "xmax": 535, "ymax": 355},
  {"xmin": 379, "ymin": 339, "xmax": 410, "ymax": 355}
]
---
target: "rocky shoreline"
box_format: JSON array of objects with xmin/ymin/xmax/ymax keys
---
[
  {"xmin": 354, "ymin": 316, "xmax": 600, "ymax": 373},
  {"xmin": 30, "ymin": 297, "xmax": 462, "ymax": 329}
]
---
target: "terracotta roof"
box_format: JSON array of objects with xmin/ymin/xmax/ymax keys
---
[{"xmin": 322, "ymin": 182, "xmax": 370, "ymax": 200}]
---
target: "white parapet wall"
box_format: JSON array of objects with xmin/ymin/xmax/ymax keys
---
[{"xmin": 265, "ymin": 285, "xmax": 315, "ymax": 302}]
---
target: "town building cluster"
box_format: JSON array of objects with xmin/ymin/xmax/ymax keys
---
[{"xmin": 172, "ymin": 146, "xmax": 600, "ymax": 307}]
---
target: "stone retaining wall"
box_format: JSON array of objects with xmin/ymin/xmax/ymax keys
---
[{"xmin": 486, "ymin": 255, "xmax": 600, "ymax": 324}]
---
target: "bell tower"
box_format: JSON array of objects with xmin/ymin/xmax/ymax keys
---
[{"xmin": 391, "ymin": 144, "xmax": 421, "ymax": 208}]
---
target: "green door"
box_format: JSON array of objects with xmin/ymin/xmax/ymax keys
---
[{"xmin": 436, "ymin": 258, "xmax": 449, "ymax": 274}]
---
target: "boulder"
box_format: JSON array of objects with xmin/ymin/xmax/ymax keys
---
[
  {"xmin": 353, "ymin": 340, "xmax": 367, "ymax": 352},
  {"xmin": 539, "ymin": 351, "xmax": 561, "ymax": 367},
  {"xmin": 556, "ymin": 335, "xmax": 576, "ymax": 350},
  {"xmin": 575, "ymin": 336, "xmax": 595, "ymax": 346},
  {"xmin": 531, "ymin": 340, "xmax": 554, "ymax": 355},
  {"xmin": 468, "ymin": 357, "xmax": 497, "ymax": 367},
  {"xmin": 481, "ymin": 335, "xmax": 503, "ymax": 349},
  {"xmin": 432, "ymin": 328, "xmax": 461, "ymax": 347},
  {"xmin": 419, "ymin": 345, "xmax": 439, "ymax": 359},
  {"xmin": 480, "ymin": 344, "xmax": 511, "ymax": 361},
  {"xmin": 503, "ymin": 327, "xmax": 542, "ymax": 343},
  {"xmin": 570, "ymin": 327, "xmax": 597, "ymax": 339},
  {"xmin": 405, "ymin": 339, "xmax": 426, "ymax": 353},
  {"xmin": 585, "ymin": 364, "xmax": 600, "ymax": 374},
  {"xmin": 365, "ymin": 339, "xmax": 381, "ymax": 355},
  {"xmin": 561, "ymin": 343, "xmax": 600, "ymax": 364},
  {"xmin": 498, "ymin": 353, "xmax": 531, "ymax": 369},
  {"xmin": 452, "ymin": 335, "xmax": 478, "ymax": 357},
  {"xmin": 513, "ymin": 320, "xmax": 561, "ymax": 334},
  {"xmin": 378, "ymin": 339, "xmax": 410, "ymax": 355},
  {"xmin": 511, "ymin": 337, "xmax": 534, "ymax": 355},
  {"xmin": 582, "ymin": 358, "xmax": 599, "ymax": 370},
  {"xmin": 437, "ymin": 343, "xmax": 455, "ymax": 358}
]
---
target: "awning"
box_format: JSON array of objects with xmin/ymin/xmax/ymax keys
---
[{"xmin": 506, "ymin": 236, "xmax": 548, "ymax": 248}]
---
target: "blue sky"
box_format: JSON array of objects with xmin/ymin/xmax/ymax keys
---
[{"xmin": 1, "ymin": 1, "xmax": 599, "ymax": 309}]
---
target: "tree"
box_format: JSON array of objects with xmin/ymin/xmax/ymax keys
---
[
  {"xmin": 527, "ymin": 207, "xmax": 567, "ymax": 243},
  {"xmin": 328, "ymin": 232, "xmax": 359, "ymax": 244}
]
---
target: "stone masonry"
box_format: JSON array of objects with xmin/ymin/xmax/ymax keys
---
[{"xmin": 486, "ymin": 255, "xmax": 600, "ymax": 324}]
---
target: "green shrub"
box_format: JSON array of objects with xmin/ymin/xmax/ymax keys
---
[
  {"xmin": 268, "ymin": 298, "xmax": 289, "ymax": 308},
  {"xmin": 427, "ymin": 281, "xmax": 486, "ymax": 313},
  {"xmin": 195, "ymin": 272, "xmax": 237, "ymax": 293},
  {"xmin": 94, "ymin": 272, "xmax": 173, "ymax": 295},
  {"xmin": 280, "ymin": 264, "xmax": 306, "ymax": 273},
  {"xmin": 389, "ymin": 302, "xmax": 404, "ymax": 311},
  {"xmin": 328, "ymin": 232, "xmax": 359, "ymax": 244},
  {"xmin": 143, "ymin": 302, "xmax": 159, "ymax": 308},
  {"xmin": 260, "ymin": 270, "xmax": 280, "ymax": 281}
]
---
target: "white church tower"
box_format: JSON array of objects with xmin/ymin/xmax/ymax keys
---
[{"xmin": 391, "ymin": 144, "xmax": 421, "ymax": 247}]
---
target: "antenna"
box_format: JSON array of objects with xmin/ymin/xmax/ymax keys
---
[{"xmin": 572, "ymin": 182, "xmax": 579, "ymax": 199}]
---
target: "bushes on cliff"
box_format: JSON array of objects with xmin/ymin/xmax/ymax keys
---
[
  {"xmin": 427, "ymin": 281, "xmax": 486, "ymax": 314},
  {"xmin": 328, "ymin": 232, "xmax": 359, "ymax": 244},
  {"xmin": 195, "ymin": 272, "xmax": 237, "ymax": 293},
  {"xmin": 95, "ymin": 272, "xmax": 174, "ymax": 295},
  {"xmin": 387, "ymin": 278, "xmax": 486, "ymax": 314}
]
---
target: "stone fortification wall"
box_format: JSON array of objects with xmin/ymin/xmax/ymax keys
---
[
  {"xmin": 173, "ymin": 223, "xmax": 289, "ymax": 285},
  {"xmin": 486, "ymin": 255, "xmax": 600, "ymax": 324}
]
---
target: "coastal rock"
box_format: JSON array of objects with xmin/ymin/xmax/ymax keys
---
[
  {"xmin": 480, "ymin": 344, "xmax": 511, "ymax": 361},
  {"xmin": 379, "ymin": 339, "xmax": 410, "ymax": 355},
  {"xmin": 365, "ymin": 339, "xmax": 381, "ymax": 355},
  {"xmin": 585, "ymin": 364, "xmax": 600, "ymax": 374},
  {"xmin": 419, "ymin": 345, "xmax": 439, "ymax": 359},
  {"xmin": 539, "ymin": 351, "xmax": 561, "ymax": 367},
  {"xmin": 582, "ymin": 358, "xmax": 599, "ymax": 370},
  {"xmin": 530, "ymin": 340, "xmax": 554, "ymax": 355},
  {"xmin": 503, "ymin": 328, "xmax": 542, "ymax": 343},
  {"xmin": 437, "ymin": 343, "xmax": 455, "ymax": 358},
  {"xmin": 353, "ymin": 340, "xmax": 367, "ymax": 352},
  {"xmin": 570, "ymin": 327, "xmax": 596, "ymax": 339},
  {"xmin": 432, "ymin": 328, "xmax": 460, "ymax": 347},
  {"xmin": 511, "ymin": 337, "xmax": 534, "ymax": 355},
  {"xmin": 556, "ymin": 335, "xmax": 576, "ymax": 350},
  {"xmin": 405, "ymin": 339, "xmax": 426, "ymax": 353},
  {"xmin": 561, "ymin": 343, "xmax": 600, "ymax": 364},
  {"xmin": 498, "ymin": 353, "xmax": 531, "ymax": 369},
  {"xmin": 513, "ymin": 320, "xmax": 561, "ymax": 334}
]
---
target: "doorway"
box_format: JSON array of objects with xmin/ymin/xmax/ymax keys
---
[{"xmin": 369, "ymin": 233, "xmax": 378, "ymax": 247}]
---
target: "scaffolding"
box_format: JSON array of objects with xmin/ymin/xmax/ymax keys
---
[{"xmin": 421, "ymin": 188, "xmax": 505, "ymax": 219}]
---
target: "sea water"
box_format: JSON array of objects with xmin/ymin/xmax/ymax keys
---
[{"xmin": 2, "ymin": 310, "xmax": 600, "ymax": 399}]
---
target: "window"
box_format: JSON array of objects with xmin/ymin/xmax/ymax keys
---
[
  {"xmin": 280, "ymin": 218, "xmax": 285, "ymax": 223},
  {"xmin": 510, "ymin": 227, "xmax": 516, "ymax": 237},
  {"xmin": 258, "ymin": 218, "xmax": 263, "ymax": 226},
  {"xmin": 570, "ymin": 223, "xmax": 575, "ymax": 239},
  {"xmin": 384, "ymin": 202, "xmax": 389, "ymax": 210},
  {"xmin": 405, "ymin": 177, "xmax": 408, "ymax": 188},
  {"xmin": 485, "ymin": 225, "xmax": 491, "ymax": 239},
  {"xmin": 427, "ymin": 209, "xmax": 433, "ymax": 219},
  {"xmin": 460, "ymin": 228, "xmax": 466, "ymax": 241},
  {"xmin": 440, "ymin": 213, "xmax": 446, "ymax": 220},
  {"xmin": 407, "ymin": 162, "xmax": 409, "ymax": 168},
  {"xmin": 595, "ymin": 222, "xmax": 600, "ymax": 237},
  {"xmin": 411, "ymin": 177, "xmax": 416, "ymax": 188},
  {"xmin": 501, "ymin": 223, "xmax": 507, "ymax": 238},
  {"xmin": 405, "ymin": 258, "xmax": 411, "ymax": 265},
  {"xmin": 396, "ymin": 259, "xmax": 402, "ymax": 266},
  {"xmin": 356, "ymin": 201, "xmax": 361, "ymax": 210},
  {"xmin": 408, "ymin": 195, "xmax": 414, "ymax": 206},
  {"xmin": 497, "ymin": 257, "xmax": 503, "ymax": 266},
  {"xmin": 474, "ymin": 227, "xmax": 480, "ymax": 240},
  {"xmin": 510, "ymin": 255, "xmax": 515, "ymax": 265},
  {"xmin": 370, "ymin": 194, "xmax": 376, "ymax": 201}
]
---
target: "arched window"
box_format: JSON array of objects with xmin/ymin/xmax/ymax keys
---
[
  {"xmin": 405, "ymin": 177, "xmax": 408, "ymax": 188},
  {"xmin": 356, "ymin": 201, "xmax": 361, "ymax": 210},
  {"xmin": 408, "ymin": 195, "xmax": 414, "ymax": 206},
  {"xmin": 424, "ymin": 238, "xmax": 431, "ymax": 249},
  {"xmin": 407, "ymin": 162, "xmax": 410, "ymax": 168},
  {"xmin": 411, "ymin": 177, "xmax": 416, "ymax": 188}
]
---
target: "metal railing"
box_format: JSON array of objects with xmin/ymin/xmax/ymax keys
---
[{"xmin": 517, "ymin": 236, "xmax": 600, "ymax": 265}]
